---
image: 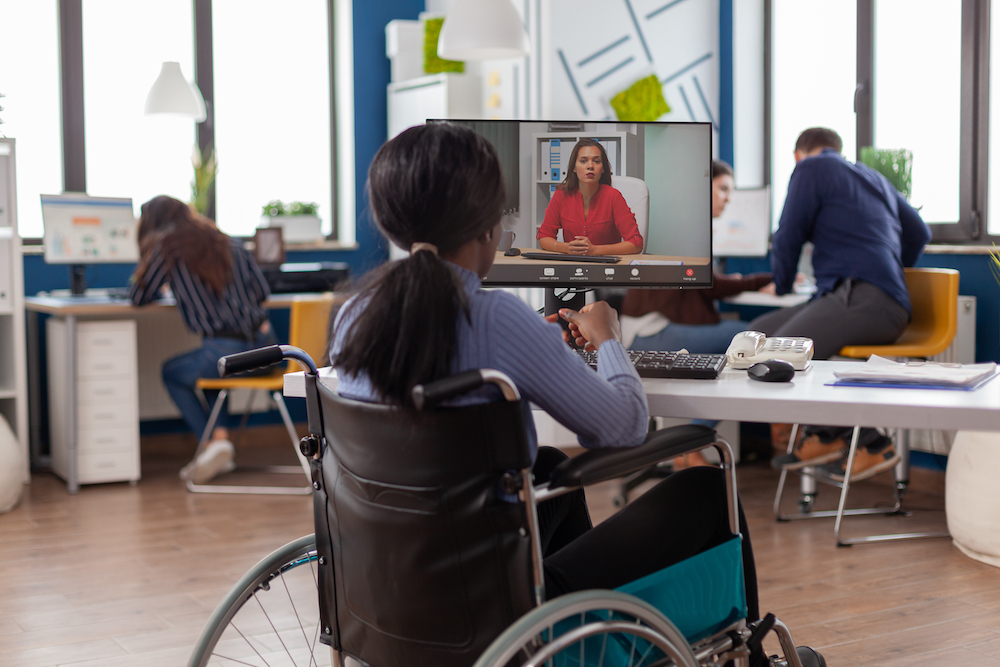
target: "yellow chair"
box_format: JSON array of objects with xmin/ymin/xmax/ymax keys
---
[
  {"xmin": 188, "ymin": 294, "xmax": 337, "ymax": 494},
  {"xmin": 839, "ymin": 268, "xmax": 959, "ymax": 359},
  {"xmin": 774, "ymin": 268, "xmax": 960, "ymax": 545}
]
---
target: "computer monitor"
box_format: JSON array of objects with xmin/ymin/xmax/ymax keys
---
[
  {"xmin": 40, "ymin": 193, "xmax": 139, "ymax": 294},
  {"xmin": 712, "ymin": 187, "xmax": 770, "ymax": 257},
  {"xmin": 441, "ymin": 120, "xmax": 714, "ymax": 293}
]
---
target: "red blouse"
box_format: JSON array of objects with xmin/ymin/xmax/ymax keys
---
[{"xmin": 536, "ymin": 184, "xmax": 643, "ymax": 250}]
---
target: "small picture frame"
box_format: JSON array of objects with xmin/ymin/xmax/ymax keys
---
[{"xmin": 254, "ymin": 227, "xmax": 285, "ymax": 267}]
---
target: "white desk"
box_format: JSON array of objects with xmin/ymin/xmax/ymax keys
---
[
  {"xmin": 25, "ymin": 292, "xmax": 330, "ymax": 493},
  {"xmin": 283, "ymin": 362, "xmax": 1000, "ymax": 433}
]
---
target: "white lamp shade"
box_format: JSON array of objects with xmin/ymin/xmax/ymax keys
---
[
  {"xmin": 437, "ymin": 0, "xmax": 530, "ymax": 61},
  {"xmin": 144, "ymin": 61, "xmax": 207, "ymax": 122}
]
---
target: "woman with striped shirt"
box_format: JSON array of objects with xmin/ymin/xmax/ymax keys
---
[{"xmin": 129, "ymin": 195, "xmax": 277, "ymax": 483}]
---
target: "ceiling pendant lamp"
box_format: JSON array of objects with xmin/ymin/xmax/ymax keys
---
[
  {"xmin": 144, "ymin": 61, "xmax": 207, "ymax": 122},
  {"xmin": 437, "ymin": 0, "xmax": 530, "ymax": 61}
]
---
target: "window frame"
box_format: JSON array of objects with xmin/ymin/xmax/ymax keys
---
[
  {"xmin": 50, "ymin": 0, "xmax": 340, "ymax": 241},
  {"xmin": 765, "ymin": 0, "xmax": 992, "ymax": 244}
]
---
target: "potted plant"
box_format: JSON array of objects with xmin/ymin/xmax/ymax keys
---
[
  {"xmin": 260, "ymin": 200, "xmax": 322, "ymax": 243},
  {"xmin": 190, "ymin": 145, "xmax": 217, "ymax": 216}
]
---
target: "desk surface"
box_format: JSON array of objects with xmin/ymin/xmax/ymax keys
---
[
  {"xmin": 24, "ymin": 291, "xmax": 332, "ymax": 316},
  {"xmin": 283, "ymin": 361, "xmax": 1000, "ymax": 433}
]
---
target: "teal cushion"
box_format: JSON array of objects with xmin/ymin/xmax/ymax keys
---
[{"xmin": 616, "ymin": 535, "xmax": 747, "ymax": 642}]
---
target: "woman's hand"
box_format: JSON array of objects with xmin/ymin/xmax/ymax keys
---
[
  {"xmin": 758, "ymin": 282, "xmax": 776, "ymax": 295},
  {"xmin": 566, "ymin": 236, "xmax": 593, "ymax": 255},
  {"xmin": 558, "ymin": 301, "xmax": 621, "ymax": 351}
]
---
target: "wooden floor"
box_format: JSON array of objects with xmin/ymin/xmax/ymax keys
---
[{"xmin": 2, "ymin": 427, "xmax": 999, "ymax": 666}]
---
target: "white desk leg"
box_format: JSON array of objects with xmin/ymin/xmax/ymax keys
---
[
  {"xmin": 65, "ymin": 315, "xmax": 79, "ymax": 495},
  {"xmin": 26, "ymin": 310, "xmax": 44, "ymax": 469}
]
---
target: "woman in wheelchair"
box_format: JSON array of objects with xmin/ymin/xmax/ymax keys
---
[{"xmin": 328, "ymin": 123, "xmax": 822, "ymax": 667}]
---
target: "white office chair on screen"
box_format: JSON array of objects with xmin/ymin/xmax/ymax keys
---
[{"xmin": 611, "ymin": 175, "xmax": 650, "ymax": 250}]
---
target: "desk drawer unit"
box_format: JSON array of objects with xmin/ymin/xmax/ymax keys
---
[{"xmin": 47, "ymin": 318, "xmax": 140, "ymax": 485}]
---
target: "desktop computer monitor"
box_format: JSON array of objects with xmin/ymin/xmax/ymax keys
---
[
  {"xmin": 40, "ymin": 193, "xmax": 140, "ymax": 294},
  {"xmin": 440, "ymin": 120, "xmax": 714, "ymax": 291},
  {"xmin": 712, "ymin": 187, "xmax": 771, "ymax": 258}
]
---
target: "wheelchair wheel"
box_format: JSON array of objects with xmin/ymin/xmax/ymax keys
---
[
  {"xmin": 188, "ymin": 534, "xmax": 330, "ymax": 667},
  {"xmin": 473, "ymin": 590, "xmax": 700, "ymax": 667}
]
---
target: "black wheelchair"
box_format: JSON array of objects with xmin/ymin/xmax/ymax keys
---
[{"xmin": 188, "ymin": 344, "xmax": 820, "ymax": 667}]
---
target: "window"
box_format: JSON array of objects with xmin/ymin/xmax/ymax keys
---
[
  {"xmin": 874, "ymin": 0, "xmax": 961, "ymax": 224},
  {"xmin": 770, "ymin": 0, "xmax": 856, "ymax": 229},
  {"xmin": 82, "ymin": 0, "xmax": 197, "ymax": 218},
  {"xmin": 212, "ymin": 0, "xmax": 333, "ymax": 238},
  {"xmin": 989, "ymin": 0, "xmax": 1000, "ymax": 235},
  {"xmin": 0, "ymin": 0, "xmax": 63, "ymax": 237},
  {"xmin": 768, "ymin": 0, "xmax": 984, "ymax": 242}
]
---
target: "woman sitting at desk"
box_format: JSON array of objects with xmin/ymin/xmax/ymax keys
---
[
  {"xmin": 129, "ymin": 195, "xmax": 277, "ymax": 484},
  {"xmin": 329, "ymin": 122, "xmax": 782, "ymax": 657},
  {"xmin": 536, "ymin": 139, "xmax": 643, "ymax": 256}
]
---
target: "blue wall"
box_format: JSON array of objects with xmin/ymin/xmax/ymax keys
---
[{"xmin": 350, "ymin": 0, "xmax": 425, "ymax": 271}]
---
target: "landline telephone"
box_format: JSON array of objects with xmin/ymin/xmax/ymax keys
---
[{"xmin": 725, "ymin": 331, "xmax": 814, "ymax": 370}]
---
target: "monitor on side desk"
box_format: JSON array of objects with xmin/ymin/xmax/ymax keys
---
[{"xmin": 40, "ymin": 194, "xmax": 140, "ymax": 295}]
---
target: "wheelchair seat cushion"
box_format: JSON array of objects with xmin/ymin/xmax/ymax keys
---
[{"xmin": 615, "ymin": 535, "xmax": 747, "ymax": 642}]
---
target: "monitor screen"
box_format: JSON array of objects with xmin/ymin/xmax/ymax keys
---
[
  {"xmin": 442, "ymin": 120, "xmax": 714, "ymax": 289},
  {"xmin": 712, "ymin": 187, "xmax": 770, "ymax": 257},
  {"xmin": 41, "ymin": 193, "xmax": 139, "ymax": 264}
]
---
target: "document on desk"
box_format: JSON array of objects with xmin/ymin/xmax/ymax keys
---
[{"xmin": 830, "ymin": 355, "xmax": 999, "ymax": 390}]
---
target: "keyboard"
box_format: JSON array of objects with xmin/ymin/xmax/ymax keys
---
[
  {"xmin": 576, "ymin": 349, "xmax": 728, "ymax": 379},
  {"xmin": 520, "ymin": 252, "xmax": 622, "ymax": 264}
]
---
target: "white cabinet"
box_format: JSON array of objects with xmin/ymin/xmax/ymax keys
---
[
  {"xmin": 531, "ymin": 131, "xmax": 640, "ymax": 245},
  {"xmin": 0, "ymin": 138, "xmax": 28, "ymax": 482},
  {"xmin": 387, "ymin": 73, "xmax": 482, "ymax": 140},
  {"xmin": 47, "ymin": 319, "xmax": 140, "ymax": 485}
]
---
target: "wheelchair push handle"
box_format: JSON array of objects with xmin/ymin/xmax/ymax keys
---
[
  {"xmin": 412, "ymin": 369, "xmax": 520, "ymax": 410},
  {"xmin": 218, "ymin": 344, "xmax": 319, "ymax": 377}
]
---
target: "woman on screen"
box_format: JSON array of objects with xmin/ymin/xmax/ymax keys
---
[
  {"xmin": 329, "ymin": 122, "xmax": 767, "ymax": 634},
  {"xmin": 129, "ymin": 195, "xmax": 277, "ymax": 484},
  {"xmin": 536, "ymin": 139, "xmax": 643, "ymax": 255}
]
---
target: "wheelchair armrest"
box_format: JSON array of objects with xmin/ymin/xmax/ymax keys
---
[{"xmin": 547, "ymin": 424, "xmax": 719, "ymax": 489}]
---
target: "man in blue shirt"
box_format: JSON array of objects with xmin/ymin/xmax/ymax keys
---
[{"xmin": 751, "ymin": 128, "xmax": 931, "ymax": 480}]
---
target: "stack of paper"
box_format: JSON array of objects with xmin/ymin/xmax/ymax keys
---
[{"xmin": 833, "ymin": 355, "xmax": 998, "ymax": 389}]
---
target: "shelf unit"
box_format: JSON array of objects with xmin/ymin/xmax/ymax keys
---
[
  {"xmin": 0, "ymin": 138, "xmax": 28, "ymax": 482},
  {"xmin": 530, "ymin": 131, "xmax": 639, "ymax": 245}
]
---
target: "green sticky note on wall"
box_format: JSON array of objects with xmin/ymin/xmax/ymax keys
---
[
  {"xmin": 610, "ymin": 75, "xmax": 671, "ymax": 122},
  {"xmin": 424, "ymin": 17, "xmax": 464, "ymax": 74}
]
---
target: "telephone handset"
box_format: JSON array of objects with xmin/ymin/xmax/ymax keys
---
[{"xmin": 725, "ymin": 331, "xmax": 814, "ymax": 370}]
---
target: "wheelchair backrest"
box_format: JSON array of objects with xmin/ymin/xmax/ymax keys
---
[{"xmin": 311, "ymin": 381, "xmax": 536, "ymax": 667}]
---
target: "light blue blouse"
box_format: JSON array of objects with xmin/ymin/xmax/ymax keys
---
[{"xmin": 330, "ymin": 262, "xmax": 649, "ymax": 458}]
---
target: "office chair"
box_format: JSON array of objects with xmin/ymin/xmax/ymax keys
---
[
  {"xmin": 611, "ymin": 175, "xmax": 650, "ymax": 248},
  {"xmin": 187, "ymin": 293, "xmax": 336, "ymax": 495},
  {"xmin": 774, "ymin": 268, "xmax": 959, "ymax": 546},
  {"xmin": 189, "ymin": 345, "xmax": 820, "ymax": 667}
]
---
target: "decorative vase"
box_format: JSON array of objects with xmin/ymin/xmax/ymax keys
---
[
  {"xmin": 945, "ymin": 430, "xmax": 1000, "ymax": 567},
  {"xmin": 0, "ymin": 414, "xmax": 24, "ymax": 514}
]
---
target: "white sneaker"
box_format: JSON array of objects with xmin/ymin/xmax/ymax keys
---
[{"xmin": 180, "ymin": 439, "xmax": 236, "ymax": 484}]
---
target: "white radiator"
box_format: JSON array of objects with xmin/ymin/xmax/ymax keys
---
[{"xmin": 907, "ymin": 295, "xmax": 977, "ymax": 455}]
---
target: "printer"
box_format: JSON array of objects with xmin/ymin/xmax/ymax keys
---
[{"xmin": 261, "ymin": 262, "xmax": 350, "ymax": 293}]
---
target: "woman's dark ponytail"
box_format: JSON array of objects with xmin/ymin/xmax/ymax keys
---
[{"xmin": 333, "ymin": 123, "xmax": 505, "ymax": 406}]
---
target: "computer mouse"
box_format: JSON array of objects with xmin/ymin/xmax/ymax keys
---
[
  {"xmin": 504, "ymin": 247, "xmax": 520, "ymax": 256},
  {"xmin": 748, "ymin": 358, "xmax": 796, "ymax": 382}
]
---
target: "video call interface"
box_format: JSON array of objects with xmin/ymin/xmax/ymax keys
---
[{"xmin": 445, "ymin": 120, "xmax": 714, "ymax": 289}]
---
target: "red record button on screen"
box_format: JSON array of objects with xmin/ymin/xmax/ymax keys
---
[{"xmin": 685, "ymin": 269, "xmax": 694, "ymax": 276}]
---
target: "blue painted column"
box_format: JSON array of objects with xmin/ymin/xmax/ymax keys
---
[{"xmin": 718, "ymin": 0, "xmax": 734, "ymax": 166}]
